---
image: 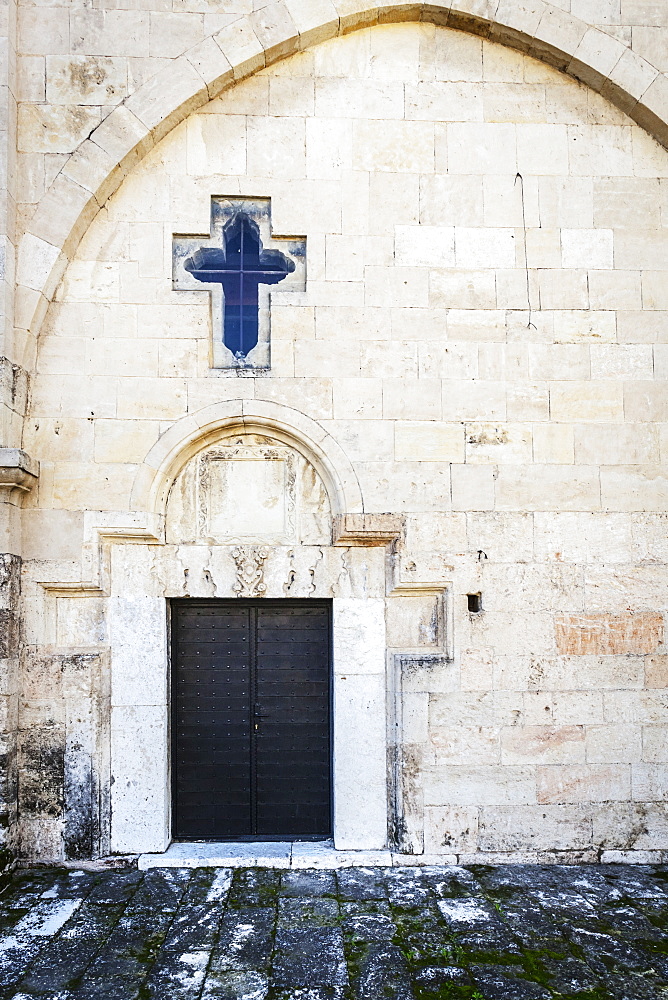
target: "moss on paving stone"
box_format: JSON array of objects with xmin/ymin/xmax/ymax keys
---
[
  {"xmin": 278, "ymin": 896, "xmax": 340, "ymax": 929},
  {"xmin": 281, "ymin": 870, "xmax": 337, "ymax": 899},
  {"xmin": 228, "ymin": 868, "xmax": 281, "ymax": 908},
  {"xmin": 133, "ymin": 929, "xmax": 170, "ymax": 966},
  {"xmin": 1, "ymin": 865, "xmax": 668, "ymax": 998}
]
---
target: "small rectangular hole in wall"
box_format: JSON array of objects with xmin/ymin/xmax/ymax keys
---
[{"xmin": 467, "ymin": 593, "xmax": 482, "ymax": 613}]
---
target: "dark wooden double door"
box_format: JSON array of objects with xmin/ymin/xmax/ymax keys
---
[{"xmin": 171, "ymin": 599, "xmax": 332, "ymax": 840}]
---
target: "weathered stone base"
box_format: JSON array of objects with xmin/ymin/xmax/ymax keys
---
[{"xmin": 0, "ymin": 551, "xmax": 21, "ymax": 867}]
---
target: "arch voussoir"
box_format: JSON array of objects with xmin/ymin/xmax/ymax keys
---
[
  {"xmin": 185, "ymin": 36, "xmax": 235, "ymax": 100},
  {"xmin": 248, "ymin": 3, "xmax": 301, "ymax": 62},
  {"xmin": 567, "ymin": 26, "xmax": 628, "ymax": 93},
  {"xmin": 211, "ymin": 17, "xmax": 266, "ymax": 81},
  {"xmin": 531, "ymin": 4, "xmax": 588, "ymax": 71},
  {"xmin": 124, "ymin": 55, "xmax": 210, "ymax": 142},
  {"xmin": 635, "ymin": 73, "xmax": 668, "ymax": 148},
  {"xmin": 282, "ymin": 0, "xmax": 339, "ymax": 48}
]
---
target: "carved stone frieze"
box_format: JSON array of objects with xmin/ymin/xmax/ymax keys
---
[{"xmin": 232, "ymin": 545, "xmax": 269, "ymax": 598}]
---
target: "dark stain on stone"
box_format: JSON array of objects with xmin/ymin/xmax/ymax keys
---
[
  {"xmin": 0, "ymin": 554, "xmax": 21, "ymax": 656},
  {"xmin": 397, "ymin": 653, "xmax": 452, "ymax": 675},
  {"xmin": 400, "ymin": 744, "xmax": 424, "ymax": 854},
  {"xmin": 0, "ymin": 553, "xmax": 21, "ymax": 600},
  {"xmin": 61, "ymin": 652, "xmax": 101, "ymax": 674},
  {"xmin": 0, "ymin": 609, "xmax": 19, "ymax": 658},
  {"xmin": 19, "ymin": 651, "xmax": 105, "ymax": 859},
  {"xmin": 19, "ymin": 726, "xmax": 65, "ymax": 818},
  {"xmin": 0, "ymin": 358, "xmax": 28, "ymax": 414},
  {"xmin": 64, "ymin": 745, "xmax": 98, "ymax": 860},
  {"xmin": 67, "ymin": 56, "xmax": 120, "ymax": 100},
  {"xmin": 622, "ymin": 804, "xmax": 651, "ymax": 852}
]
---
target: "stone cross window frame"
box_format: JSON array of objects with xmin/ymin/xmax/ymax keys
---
[{"xmin": 173, "ymin": 197, "xmax": 306, "ymax": 371}]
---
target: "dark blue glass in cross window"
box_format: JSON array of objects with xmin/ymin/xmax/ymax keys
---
[{"xmin": 183, "ymin": 212, "xmax": 295, "ymax": 360}]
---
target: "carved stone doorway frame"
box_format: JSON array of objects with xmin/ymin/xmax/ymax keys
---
[
  {"xmin": 106, "ymin": 531, "xmax": 395, "ymax": 856},
  {"xmin": 103, "ymin": 402, "xmax": 407, "ymax": 855}
]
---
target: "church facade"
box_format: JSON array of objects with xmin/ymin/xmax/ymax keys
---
[{"xmin": 1, "ymin": 0, "xmax": 668, "ymax": 865}]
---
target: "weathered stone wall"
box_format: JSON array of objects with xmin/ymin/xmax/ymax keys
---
[
  {"xmin": 0, "ymin": 0, "xmax": 24, "ymax": 844},
  {"xmin": 10, "ymin": 14, "xmax": 668, "ymax": 861},
  {"xmin": 0, "ymin": 446, "xmax": 37, "ymax": 869},
  {"xmin": 13, "ymin": 0, "xmax": 668, "ymax": 215},
  {"xmin": 17, "ymin": 649, "xmax": 109, "ymax": 860}
]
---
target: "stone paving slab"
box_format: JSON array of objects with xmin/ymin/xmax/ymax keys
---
[{"xmin": 0, "ymin": 864, "xmax": 667, "ymax": 998}]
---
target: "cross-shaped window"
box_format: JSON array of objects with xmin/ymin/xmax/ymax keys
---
[
  {"xmin": 173, "ymin": 198, "xmax": 306, "ymax": 370},
  {"xmin": 184, "ymin": 213, "xmax": 294, "ymax": 361}
]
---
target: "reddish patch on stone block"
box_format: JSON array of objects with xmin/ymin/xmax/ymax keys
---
[
  {"xmin": 645, "ymin": 655, "xmax": 668, "ymax": 688},
  {"xmin": 555, "ymin": 613, "xmax": 664, "ymax": 656}
]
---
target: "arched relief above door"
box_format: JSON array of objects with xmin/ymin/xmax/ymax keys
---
[
  {"xmin": 15, "ymin": 0, "xmax": 668, "ymax": 364},
  {"xmin": 165, "ymin": 433, "xmax": 331, "ymax": 547},
  {"xmin": 131, "ymin": 400, "xmax": 364, "ymax": 520}
]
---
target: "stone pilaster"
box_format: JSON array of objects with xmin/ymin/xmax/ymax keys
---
[{"xmin": 0, "ymin": 448, "xmax": 37, "ymax": 867}]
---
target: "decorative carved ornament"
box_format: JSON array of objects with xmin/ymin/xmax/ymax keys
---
[{"xmin": 232, "ymin": 545, "xmax": 269, "ymax": 598}]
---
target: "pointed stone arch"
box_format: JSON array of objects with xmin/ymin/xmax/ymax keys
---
[{"xmin": 15, "ymin": 0, "xmax": 668, "ymax": 366}]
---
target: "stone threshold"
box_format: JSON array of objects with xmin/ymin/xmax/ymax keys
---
[
  {"xmin": 138, "ymin": 840, "xmax": 439, "ymax": 870},
  {"xmin": 138, "ymin": 842, "xmax": 664, "ymax": 870}
]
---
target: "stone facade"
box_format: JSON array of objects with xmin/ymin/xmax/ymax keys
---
[{"xmin": 1, "ymin": 1, "xmax": 668, "ymax": 865}]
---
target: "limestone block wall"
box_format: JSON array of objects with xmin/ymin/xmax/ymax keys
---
[
  {"xmin": 10, "ymin": 17, "xmax": 668, "ymax": 861},
  {"xmin": 13, "ymin": 0, "xmax": 668, "ymax": 215},
  {"xmin": 11, "ymin": 0, "xmax": 668, "ymax": 242}
]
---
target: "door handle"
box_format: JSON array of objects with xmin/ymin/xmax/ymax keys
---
[{"xmin": 253, "ymin": 705, "xmax": 267, "ymax": 733}]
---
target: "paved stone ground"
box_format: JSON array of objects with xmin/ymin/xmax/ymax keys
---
[{"xmin": 0, "ymin": 864, "xmax": 667, "ymax": 999}]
